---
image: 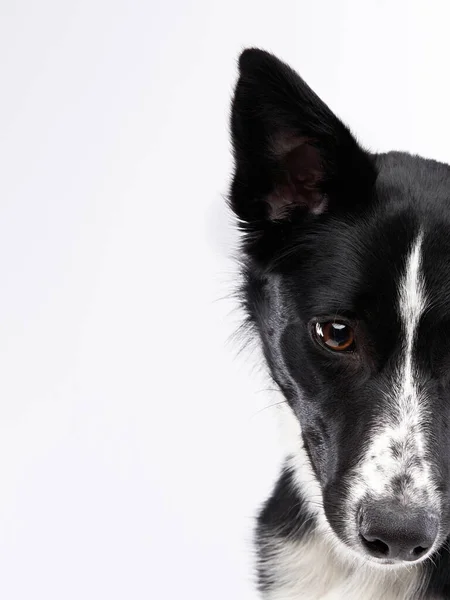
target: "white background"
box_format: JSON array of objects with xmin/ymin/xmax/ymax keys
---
[{"xmin": 2, "ymin": 1, "xmax": 450, "ymax": 598}]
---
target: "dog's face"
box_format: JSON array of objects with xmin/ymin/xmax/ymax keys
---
[{"xmin": 230, "ymin": 49, "xmax": 450, "ymax": 566}]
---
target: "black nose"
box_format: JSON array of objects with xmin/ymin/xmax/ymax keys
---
[{"xmin": 359, "ymin": 501, "xmax": 439, "ymax": 561}]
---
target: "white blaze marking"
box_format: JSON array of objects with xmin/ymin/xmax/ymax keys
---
[
  {"xmin": 399, "ymin": 232, "xmax": 426, "ymax": 424},
  {"xmin": 349, "ymin": 232, "xmax": 437, "ymax": 510}
]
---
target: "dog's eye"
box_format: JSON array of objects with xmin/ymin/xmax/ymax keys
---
[{"xmin": 314, "ymin": 321, "xmax": 355, "ymax": 352}]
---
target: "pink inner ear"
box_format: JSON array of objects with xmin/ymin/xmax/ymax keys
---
[{"xmin": 267, "ymin": 137, "xmax": 327, "ymax": 220}]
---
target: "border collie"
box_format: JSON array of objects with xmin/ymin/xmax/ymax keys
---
[{"xmin": 228, "ymin": 48, "xmax": 450, "ymax": 599}]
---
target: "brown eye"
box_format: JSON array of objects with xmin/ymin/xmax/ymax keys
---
[{"xmin": 314, "ymin": 321, "xmax": 355, "ymax": 352}]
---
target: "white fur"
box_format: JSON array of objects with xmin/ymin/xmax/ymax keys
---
[
  {"xmin": 264, "ymin": 401, "xmax": 423, "ymax": 600},
  {"xmin": 348, "ymin": 232, "xmax": 439, "ymax": 518},
  {"xmin": 261, "ymin": 531, "xmax": 421, "ymax": 600}
]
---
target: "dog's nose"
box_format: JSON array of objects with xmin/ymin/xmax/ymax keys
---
[{"xmin": 359, "ymin": 501, "xmax": 438, "ymax": 561}]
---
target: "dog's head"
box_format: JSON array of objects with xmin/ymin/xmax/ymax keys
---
[{"xmin": 230, "ymin": 48, "xmax": 450, "ymax": 567}]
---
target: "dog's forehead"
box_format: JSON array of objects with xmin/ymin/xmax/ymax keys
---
[
  {"xmin": 290, "ymin": 218, "xmax": 450, "ymax": 373},
  {"xmin": 294, "ymin": 213, "xmax": 416, "ymax": 318},
  {"xmin": 286, "ymin": 152, "xmax": 450, "ymax": 331}
]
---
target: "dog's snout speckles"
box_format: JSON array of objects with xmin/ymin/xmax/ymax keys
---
[
  {"xmin": 389, "ymin": 440, "xmax": 403, "ymax": 460},
  {"xmin": 348, "ymin": 232, "xmax": 439, "ymax": 514}
]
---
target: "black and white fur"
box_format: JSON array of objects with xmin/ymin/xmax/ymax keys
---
[{"xmin": 228, "ymin": 49, "xmax": 450, "ymax": 599}]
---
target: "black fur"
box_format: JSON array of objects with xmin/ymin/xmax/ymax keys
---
[
  {"xmin": 228, "ymin": 48, "xmax": 450, "ymax": 598},
  {"xmin": 256, "ymin": 467, "xmax": 315, "ymax": 592}
]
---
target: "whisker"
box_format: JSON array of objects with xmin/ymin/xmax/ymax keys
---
[{"xmin": 251, "ymin": 400, "xmax": 287, "ymax": 418}]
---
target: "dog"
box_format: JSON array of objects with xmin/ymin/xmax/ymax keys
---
[{"xmin": 228, "ymin": 48, "xmax": 450, "ymax": 599}]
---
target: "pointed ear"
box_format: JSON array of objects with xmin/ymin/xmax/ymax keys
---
[{"xmin": 229, "ymin": 48, "xmax": 376, "ymax": 248}]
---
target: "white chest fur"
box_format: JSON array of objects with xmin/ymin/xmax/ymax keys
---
[{"xmin": 262, "ymin": 533, "xmax": 422, "ymax": 600}]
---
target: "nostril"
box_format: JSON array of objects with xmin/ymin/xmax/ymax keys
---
[
  {"xmin": 360, "ymin": 535, "xmax": 390, "ymax": 557},
  {"xmin": 412, "ymin": 545, "xmax": 428, "ymax": 558}
]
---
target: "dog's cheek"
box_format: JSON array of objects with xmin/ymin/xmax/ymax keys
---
[
  {"xmin": 302, "ymin": 428, "xmax": 327, "ymax": 484},
  {"xmin": 302, "ymin": 414, "xmax": 340, "ymax": 488},
  {"xmin": 278, "ymin": 323, "xmax": 325, "ymax": 398}
]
